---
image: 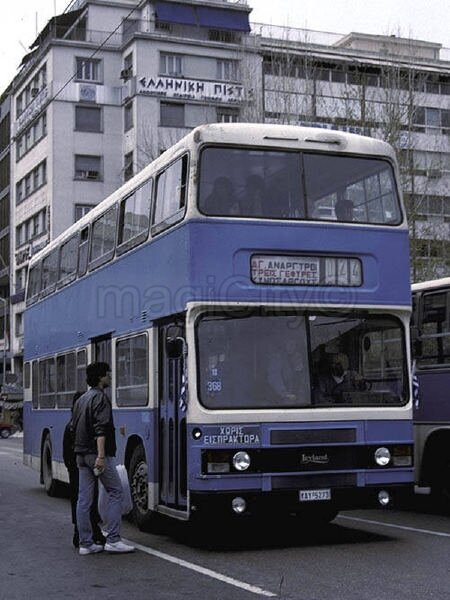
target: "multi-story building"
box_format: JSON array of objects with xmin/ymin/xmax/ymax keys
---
[
  {"xmin": 258, "ymin": 26, "xmax": 450, "ymax": 280},
  {"xmin": 7, "ymin": 0, "xmax": 255, "ymax": 380},
  {"xmin": 2, "ymin": 0, "xmax": 449, "ymax": 381},
  {"xmin": 0, "ymin": 87, "xmax": 11, "ymax": 383}
]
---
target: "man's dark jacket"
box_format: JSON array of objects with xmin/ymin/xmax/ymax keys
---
[{"xmin": 71, "ymin": 387, "xmax": 116, "ymax": 456}]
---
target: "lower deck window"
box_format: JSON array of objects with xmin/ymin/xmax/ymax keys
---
[{"xmin": 116, "ymin": 334, "xmax": 148, "ymax": 406}]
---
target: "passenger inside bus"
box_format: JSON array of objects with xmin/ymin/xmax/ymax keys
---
[
  {"xmin": 201, "ymin": 176, "xmax": 239, "ymax": 215},
  {"xmin": 240, "ymin": 174, "xmax": 266, "ymax": 216},
  {"xmin": 266, "ymin": 338, "xmax": 310, "ymax": 405},
  {"xmin": 315, "ymin": 351, "xmax": 368, "ymax": 404},
  {"xmin": 335, "ymin": 198, "xmax": 354, "ymax": 221}
]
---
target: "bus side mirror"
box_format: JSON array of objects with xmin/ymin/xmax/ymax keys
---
[
  {"xmin": 166, "ymin": 337, "xmax": 185, "ymax": 359},
  {"xmin": 166, "ymin": 326, "xmax": 186, "ymax": 359},
  {"xmin": 410, "ymin": 326, "xmax": 422, "ymax": 357}
]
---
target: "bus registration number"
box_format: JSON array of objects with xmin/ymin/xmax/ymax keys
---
[{"xmin": 299, "ymin": 489, "xmax": 331, "ymax": 502}]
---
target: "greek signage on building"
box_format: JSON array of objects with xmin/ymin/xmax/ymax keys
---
[{"xmin": 138, "ymin": 76, "xmax": 244, "ymax": 104}]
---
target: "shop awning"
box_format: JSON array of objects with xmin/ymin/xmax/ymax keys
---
[
  {"xmin": 155, "ymin": 2, "xmax": 197, "ymax": 26},
  {"xmin": 197, "ymin": 7, "xmax": 250, "ymax": 32},
  {"xmin": 155, "ymin": 2, "xmax": 250, "ymax": 32}
]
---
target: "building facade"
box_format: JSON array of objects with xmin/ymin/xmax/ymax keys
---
[{"xmin": 2, "ymin": 0, "xmax": 450, "ymax": 382}]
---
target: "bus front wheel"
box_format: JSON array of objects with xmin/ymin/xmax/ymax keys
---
[
  {"xmin": 42, "ymin": 436, "xmax": 60, "ymax": 497},
  {"xmin": 129, "ymin": 445, "xmax": 159, "ymax": 531}
]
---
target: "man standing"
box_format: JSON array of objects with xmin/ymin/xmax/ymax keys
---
[{"xmin": 71, "ymin": 362, "xmax": 134, "ymax": 555}]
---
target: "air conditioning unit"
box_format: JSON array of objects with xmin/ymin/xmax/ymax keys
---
[
  {"xmin": 120, "ymin": 68, "xmax": 132, "ymax": 80},
  {"xmin": 31, "ymin": 87, "xmax": 39, "ymax": 98}
]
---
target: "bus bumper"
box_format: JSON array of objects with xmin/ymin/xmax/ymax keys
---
[{"xmin": 190, "ymin": 484, "xmax": 414, "ymax": 517}]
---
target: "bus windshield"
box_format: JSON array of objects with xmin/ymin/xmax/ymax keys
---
[
  {"xmin": 196, "ymin": 310, "xmax": 407, "ymax": 409},
  {"xmin": 198, "ymin": 147, "xmax": 401, "ymax": 225}
]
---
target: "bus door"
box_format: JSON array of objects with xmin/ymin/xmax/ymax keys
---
[
  {"xmin": 92, "ymin": 335, "xmax": 112, "ymax": 399},
  {"xmin": 158, "ymin": 322, "xmax": 187, "ymax": 511}
]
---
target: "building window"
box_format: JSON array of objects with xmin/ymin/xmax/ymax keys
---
[
  {"xmin": 16, "ymin": 208, "xmax": 47, "ymax": 248},
  {"xmin": 16, "ymin": 312, "xmax": 24, "ymax": 337},
  {"xmin": 15, "ymin": 160, "xmax": 47, "ymax": 204},
  {"xmin": 159, "ymin": 53, "xmax": 183, "ymax": 76},
  {"xmin": 216, "ymin": 59, "xmax": 238, "ymax": 81},
  {"xmin": 124, "ymin": 101, "xmax": 133, "ymax": 131},
  {"xmin": 74, "ymin": 204, "xmax": 94, "ymax": 222},
  {"xmin": 75, "ymin": 58, "xmax": 101, "ymax": 82},
  {"xmin": 121, "ymin": 53, "xmax": 133, "ymax": 80},
  {"xmin": 160, "ymin": 103, "xmax": 184, "ymax": 127},
  {"xmin": 414, "ymin": 107, "xmax": 450, "ymax": 133},
  {"xmin": 16, "ymin": 64, "xmax": 47, "ymax": 117},
  {"xmin": 16, "ymin": 112, "xmax": 47, "ymax": 162},
  {"xmin": 74, "ymin": 155, "xmax": 102, "ymax": 181},
  {"xmin": 217, "ymin": 108, "xmax": 239, "ymax": 123},
  {"xmin": 124, "ymin": 151, "xmax": 134, "ymax": 181},
  {"xmin": 15, "ymin": 267, "xmax": 27, "ymax": 293},
  {"xmin": 75, "ymin": 106, "xmax": 102, "ymax": 132},
  {"xmin": 209, "ymin": 30, "xmax": 238, "ymax": 43}
]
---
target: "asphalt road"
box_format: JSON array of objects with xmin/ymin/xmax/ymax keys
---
[{"xmin": 1, "ymin": 436, "xmax": 450, "ymax": 600}]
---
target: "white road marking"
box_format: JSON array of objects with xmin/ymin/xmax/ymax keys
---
[
  {"xmin": 0, "ymin": 449, "xmax": 22, "ymax": 456},
  {"xmin": 338, "ymin": 515, "xmax": 450, "ymax": 538},
  {"xmin": 123, "ymin": 539, "xmax": 277, "ymax": 597}
]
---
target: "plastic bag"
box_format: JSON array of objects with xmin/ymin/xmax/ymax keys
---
[
  {"xmin": 98, "ymin": 463, "xmax": 133, "ymax": 521},
  {"xmin": 116, "ymin": 464, "xmax": 133, "ymax": 515}
]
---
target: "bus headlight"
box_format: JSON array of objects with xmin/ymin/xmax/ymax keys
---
[
  {"xmin": 374, "ymin": 447, "xmax": 391, "ymax": 467},
  {"xmin": 232, "ymin": 451, "xmax": 251, "ymax": 471}
]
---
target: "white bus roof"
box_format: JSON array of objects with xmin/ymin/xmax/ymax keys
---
[
  {"xmin": 412, "ymin": 277, "xmax": 450, "ymax": 292},
  {"xmin": 27, "ymin": 123, "xmax": 399, "ymax": 269}
]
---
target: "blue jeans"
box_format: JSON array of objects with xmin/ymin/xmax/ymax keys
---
[{"xmin": 76, "ymin": 454, "xmax": 123, "ymax": 547}]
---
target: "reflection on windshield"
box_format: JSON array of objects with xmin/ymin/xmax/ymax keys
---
[
  {"xmin": 199, "ymin": 148, "xmax": 401, "ymax": 225},
  {"xmin": 196, "ymin": 311, "xmax": 407, "ymax": 409}
]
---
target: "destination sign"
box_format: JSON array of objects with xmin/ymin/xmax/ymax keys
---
[{"xmin": 251, "ymin": 255, "xmax": 362, "ymax": 287}]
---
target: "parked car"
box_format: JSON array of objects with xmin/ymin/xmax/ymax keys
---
[{"xmin": 0, "ymin": 422, "xmax": 16, "ymax": 438}]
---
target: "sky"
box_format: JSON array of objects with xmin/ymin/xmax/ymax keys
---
[{"xmin": 1, "ymin": 0, "xmax": 449, "ymax": 93}]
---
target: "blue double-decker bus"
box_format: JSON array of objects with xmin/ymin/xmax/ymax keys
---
[
  {"xmin": 23, "ymin": 123, "xmax": 413, "ymax": 528},
  {"xmin": 412, "ymin": 278, "xmax": 450, "ymax": 502}
]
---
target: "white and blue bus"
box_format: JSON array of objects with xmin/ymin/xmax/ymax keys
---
[
  {"xmin": 24, "ymin": 123, "xmax": 413, "ymax": 528},
  {"xmin": 412, "ymin": 278, "xmax": 450, "ymax": 502}
]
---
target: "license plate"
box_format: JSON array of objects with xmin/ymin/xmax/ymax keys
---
[{"xmin": 299, "ymin": 489, "xmax": 331, "ymax": 502}]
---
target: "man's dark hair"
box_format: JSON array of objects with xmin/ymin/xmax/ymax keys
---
[{"xmin": 86, "ymin": 362, "xmax": 110, "ymax": 387}]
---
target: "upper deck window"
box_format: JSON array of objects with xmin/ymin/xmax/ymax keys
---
[
  {"xmin": 59, "ymin": 234, "xmax": 79, "ymax": 286},
  {"xmin": 417, "ymin": 290, "xmax": 450, "ymax": 367},
  {"xmin": 199, "ymin": 147, "xmax": 401, "ymax": 225},
  {"xmin": 27, "ymin": 263, "xmax": 41, "ymax": 302},
  {"xmin": 41, "ymin": 249, "xmax": 59, "ymax": 295},
  {"xmin": 117, "ymin": 179, "xmax": 152, "ymax": 252},
  {"xmin": 152, "ymin": 155, "xmax": 188, "ymax": 234},
  {"xmin": 89, "ymin": 206, "xmax": 117, "ymax": 267}
]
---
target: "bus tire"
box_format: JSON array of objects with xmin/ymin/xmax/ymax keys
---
[
  {"xmin": 430, "ymin": 452, "xmax": 450, "ymax": 511},
  {"xmin": 42, "ymin": 435, "xmax": 60, "ymax": 497},
  {"xmin": 129, "ymin": 445, "xmax": 159, "ymax": 531}
]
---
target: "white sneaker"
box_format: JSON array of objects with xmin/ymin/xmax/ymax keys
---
[
  {"xmin": 104, "ymin": 540, "xmax": 135, "ymax": 553},
  {"xmin": 79, "ymin": 543, "xmax": 104, "ymax": 556}
]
